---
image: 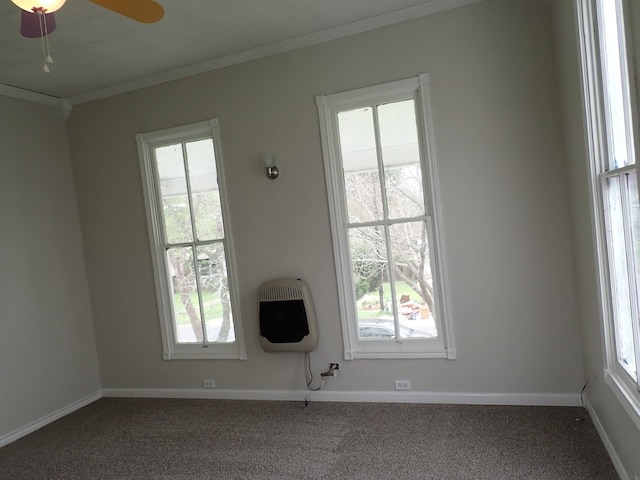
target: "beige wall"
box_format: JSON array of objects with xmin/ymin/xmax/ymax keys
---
[
  {"xmin": 0, "ymin": 96, "xmax": 101, "ymax": 442},
  {"xmin": 66, "ymin": 0, "xmax": 584, "ymax": 397},
  {"xmin": 552, "ymin": 0, "xmax": 640, "ymax": 477}
]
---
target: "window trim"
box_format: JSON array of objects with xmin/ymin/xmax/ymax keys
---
[
  {"xmin": 136, "ymin": 119, "xmax": 246, "ymax": 360},
  {"xmin": 576, "ymin": 0, "xmax": 640, "ymax": 428},
  {"xmin": 316, "ymin": 74, "xmax": 456, "ymax": 360}
]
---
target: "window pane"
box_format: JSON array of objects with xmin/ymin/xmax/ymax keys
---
[
  {"xmin": 186, "ymin": 140, "xmax": 224, "ymax": 241},
  {"xmin": 624, "ymin": 172, "xmax": 639, "ymax": 378},
  {"xmin": 349, "ymin": 226, "xmax": 394, "ymax": 338},
  {"xmin": 338, "ymin": 108, "xmax": 383, "ymax": 223},
  {"xmin": 378, "ymin": 100, "xmax": 425, "ymax": 219},
  {"xmin": 606, "ymin": 175, "xmax": 636, "ymax": 377},
  {"xmin": 156, "ymin": 144, "xmax": 193, "ymax": 244},
  {"xmin": 389, "ymin": 222, "xmax": 437, "ymax": 338},
  {"xmin": 167, "ymin": 246, "xmax": 203, "ymax": 344},
  {"xmin": 198, "ymin": 244, "xmax": 235, "ymax": 344},
  {"xmin": 599, "ymin": 0, "xmax": 634, "ymax": 169}
]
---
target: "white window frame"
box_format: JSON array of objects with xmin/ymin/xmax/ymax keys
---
[
  {"xmin": 316, "ymin": 74, "xmax": 456, "ymax": 360},
  {"xmin": 136, "ymin": 119, "xmax": 246, "ymax": 360},
  {"xmin": 576, "ymin": 0, "xmax": 640, "ymax": 428}
]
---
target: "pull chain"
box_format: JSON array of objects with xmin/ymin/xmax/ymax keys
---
[{"xmin": 34, "ymin": 7, "xmax": 53, "ymax": 73}]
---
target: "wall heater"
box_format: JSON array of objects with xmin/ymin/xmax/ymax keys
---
[{"xmin": 257, "ymin": 278, "xmax": 318, "ymax": 353}]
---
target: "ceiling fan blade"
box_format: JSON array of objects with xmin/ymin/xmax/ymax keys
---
[
  {"xmin": 20, "ymin": 10, "xmax": 57, "ymax": 38},
  {"xmin": 87, "ymin": 0, "xmax": 164, "ymax": 24}
]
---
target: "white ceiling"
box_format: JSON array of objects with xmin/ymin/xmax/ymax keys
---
[{"xmin": 0, "ymin": 0, "xmax": 482, "ymax": 104}]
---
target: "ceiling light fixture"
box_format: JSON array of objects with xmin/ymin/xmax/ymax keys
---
[
  {"xmin": 11, "ymin": 1, "xmax": 165, "ymax": 74},
  {"xmin": 11, "ymin": 1, "xmax": 67, "ymax": 73}
]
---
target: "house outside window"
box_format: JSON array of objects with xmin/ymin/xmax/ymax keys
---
[
  {"xmin": 577, "ymin": 0, "xmax": 640, "ymax": 425},
  {"xmin": 136, "ymin": 119, "xmax": 246, "ymax": 360},
  {"xmin": 316, "ymin": 75, "xmax": 455, "ymax": 360}
]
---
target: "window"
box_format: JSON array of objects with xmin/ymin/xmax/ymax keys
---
[
  {"xmin": 577, "ymin": 0, "xmax": 640, "ymax": 424},
  {"xmin": 136, "ymin": 119, "xmax": 246, "ymax": 360},
  {"xmin": 316, "ymin": 75, "xmax": 455, "ymax": 359}
]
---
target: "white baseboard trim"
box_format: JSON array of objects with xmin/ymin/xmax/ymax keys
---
[
  {"xmin": 584, "ymin": 393, "xmax": 630, "ymax": 480},
  {"xmin": 102, "ymin": 388, "xmax": 581, "ymax": 406},
  {"xmin": 0, "ymin": 391, "xmax": 102, "ymax": 448}
]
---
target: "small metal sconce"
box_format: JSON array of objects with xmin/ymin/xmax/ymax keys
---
[{"xmin": 263, "ymin": 154, "xmax": 279, "ymax": 180}]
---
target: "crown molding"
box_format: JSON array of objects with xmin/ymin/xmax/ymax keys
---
[
  {"xmin": 0, "ymin": 83, "xmax": 72, "ymax": 119},
  {"xmin": 0, "ymin": 83, "xmax": 61, "ymax": 107},
  {"xmin": 67, "ymin": 0, "xmax": 485, "ymax": 105}
]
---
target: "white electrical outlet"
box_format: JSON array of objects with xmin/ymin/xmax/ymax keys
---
[
  {"xmin": 203, "ymin": 379, "xmax": 216, "ymax": 388},
  {"xmin": 395, "ymin": 380, "xmax": 411, "ymax": 390}
]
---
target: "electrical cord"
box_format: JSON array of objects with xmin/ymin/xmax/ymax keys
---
[
  {"xmin": 575, "ymin": 377, "xmax": 593, "ymax": 422},
  {"xmin": 303, "ymin": 352, "xmax": 325, "ymax": 407}
]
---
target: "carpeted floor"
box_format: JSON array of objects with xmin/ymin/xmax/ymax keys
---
[{"xmin": 0, "ymin": 398, "xmax": 619, "ymax": 479}]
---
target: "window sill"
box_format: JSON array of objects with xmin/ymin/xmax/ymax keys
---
[
  {"xmin": 605, "ymin": 368, "xmax": 640, "ymax": 432},
  {"xmin": 345, "ymin": 342, "xmax": 456, "ymax": 360},
  {"xmin": 163, "ymin": 349, "xmax": 247, "ymax": 360}
]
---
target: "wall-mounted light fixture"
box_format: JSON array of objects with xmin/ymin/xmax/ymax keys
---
[{"xmin": 263, "ymin": 154, "xmax": 279, "ymax": 180}]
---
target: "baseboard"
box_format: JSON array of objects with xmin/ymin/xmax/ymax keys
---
[
  {"xmin": 0, "ymin": 391, "xmax": 102, "ymax": 448},
  {"xmin": 102, "ymin": 388, "xmax": 581, "ymax": 406},
  {"xmin": 584, "ymin": 393, "xmax": 630, "ymax": 480}
]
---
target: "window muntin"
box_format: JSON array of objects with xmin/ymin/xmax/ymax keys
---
[
  {"xmin": 317, "ymin": 75, "xmax": 455, "ymax": 359},
  {"xmin": 137, "ymin": 120, "xmax": 245, "ymax": 360}
]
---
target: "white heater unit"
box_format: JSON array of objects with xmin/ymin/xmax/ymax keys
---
[{"xmin": 257, "ymin": 278, "xmax": 319, "ymax": 353}]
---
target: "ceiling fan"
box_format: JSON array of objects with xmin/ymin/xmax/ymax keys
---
[
  {"xmin": 12, "ymin": 0, "xmax": 165, "ymax": 38},
  {"xmin": 11, "ymin": 0, "xmax": 164, "ymax": 72}
]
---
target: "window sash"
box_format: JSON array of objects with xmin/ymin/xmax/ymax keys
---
[
  {"xmin": 137, "ymin": 119, "xmax": 246, "ymax": 360},
  {"xmin": 600, "ymin": 167, "xmax": 640, "ymax": 384},
  {"xmin": 596, "ymin": 0, "xmax": 636, "ymax": 171},
  {"xmin": 164, "ymin": 240, "xmax": 232, "ymax": 345},
  {"xmin": 317, "ymin": 75, "xmax": 455, "ymax": 360}
]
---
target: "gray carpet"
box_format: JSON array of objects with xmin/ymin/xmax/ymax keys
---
[{"xmin": 0, "ymin": 398, "xmax": 618, "ymax": 479}]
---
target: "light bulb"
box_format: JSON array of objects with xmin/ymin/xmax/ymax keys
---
[{"xmin": 11, "ymin": 0, "xmax": 67, "ymax": 13}]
